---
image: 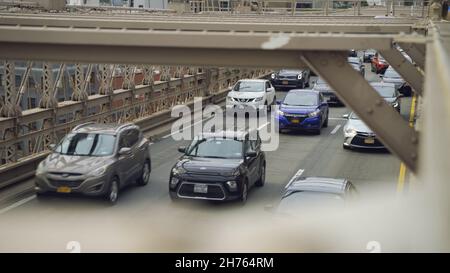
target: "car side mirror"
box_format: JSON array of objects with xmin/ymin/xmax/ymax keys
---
[
  {"xmin": 276, "ymin": 100, "xmax": 282, "ymax": 105},
  {"xmin": 245, "ymin": 151, "xmax": 257, "ymax": 158},
  {"xmin": 342, "ymin": 114, "xmax": 349, "ymax": 119},
  {"xmin": 379, "ymin": 74, "xmax": 383, "ymax": 78},
  {"xmin": 48, "ymin": 144, "xmax": 56, "ymax": 150},
  {"xmin": 118, "ymin": 147, "xmax": 132, "ymax": 156},
  {"xmin": 178, "ymin": 146, "xmax": 186, "ymax": 153}
]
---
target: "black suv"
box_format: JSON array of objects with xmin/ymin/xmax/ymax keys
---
[
  {"xmin": 270, "ymin": 69, "xmax": 310, "ymax": 90},
  {"xmin": 169, "ymin": 130, "xmax": 266, "ymax": 204}
]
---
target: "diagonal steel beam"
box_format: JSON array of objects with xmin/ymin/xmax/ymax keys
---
[
  {"xmin": 398, "ymin": 42, "xmax": 426, "ymax": 70},
  {"xmin": 301, "ymin": 51, "xmax": 419, "ymax": 172},
  {"xmin": 380, "ymin": 47, "xmax": 424, "ymax": 96}
]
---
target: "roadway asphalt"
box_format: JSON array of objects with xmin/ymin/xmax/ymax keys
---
[{"xmin": 0, "ymin": 64, "xmax": 413, "ymax": 252}]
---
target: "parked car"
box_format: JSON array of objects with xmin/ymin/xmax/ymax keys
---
[
  {"xmin": 226, "ymin": 79, "xmax": 276, "ymax": 112},
  {"xmin": 382, "ymin": 66, "xmax": 412, "ymax": 96},
  {"xmin": 169, "ymin": 130, "xmax": 266, "ymax": 204},
  {"xmin": 276, "ymin": 89, "xmax": 329, "ymax": 134},
  {"xmin": 343, "ymin": 112, "xmax": 385, "ymax": 150},
  {"xmin": 371, "ymin": 53, "xmax": 389, "ymax": 74},
  {"xmin": 363, "ymin": 49, "xmax": 376, "ymax": 63},
  {"xmin": 313, "ymin": 77, "xmax": 343, "ymax": 106},
  {"xmin": 275, "ymin": 177, "xmax": 357, "ymax": 216},
  {"xmin": 270, "ymin": 69, "xmax": 310, "ymax": 90},
  {"xmin": 35, "ymin": 122, "xmax": 152, "ymax": 204},
  {"xmin": 371, "ymin": 82, "xmax": 402, "ymax": 112},
  {"xmin": 348, "ymin": 56, "xmax": 365, "ymax": 76}
]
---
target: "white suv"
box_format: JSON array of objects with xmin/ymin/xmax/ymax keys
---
[{"xmin": 226, "ymin": 79, "xmax": 276, "ymax": 112}]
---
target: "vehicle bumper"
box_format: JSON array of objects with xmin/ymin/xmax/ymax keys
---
[
  {"xmin": 270, "ymin": 79, "xmax": 304, "ymax": 89},
  {"xmin": 343, "ymin": 135, "xmax": 385, "ymax": 149},
  {"xmin": 169, "ymin": 178, "xmax": 242, "ymax": 201},
  {"xmin": 277, "ymin": 115, "xmax": 321, "ymax": 130},
  {"xmin": 226, "ymin": 101, "xmax": 266, "ymax": 113},
  {"xmin": 35, "ymin": 173, "xmax": 110, "ymax": 196}
]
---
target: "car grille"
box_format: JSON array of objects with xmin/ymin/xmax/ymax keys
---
[
  {"xmin": 232, "ymin": 98, "xmax": 255, "ymax": 103},
  {"xmin": 48, "ymin": 172, "xmax": 83, "ymax": 177},
  {"xmin": 351, "ymin": 133, "xmax": 384, "ymax": 147},
  {"xmin": 279, "ymin": 76, "xmax": 297, "ymax": 80},
  {"xmin": 284, "ymin": 113, "xmax": 308, "ymax": 124},
  {"xmin": 48, "ymin": 179, "xmax": 84, "ymax": 188},
  {"xmin": 178, "ymin": 182, "xmax": 226, "ymax": 200}
]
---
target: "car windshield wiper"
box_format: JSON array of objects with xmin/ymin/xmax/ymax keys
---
[{"xmin": 202, "ymin": 155, "xmax": 230, "ymax": 159}]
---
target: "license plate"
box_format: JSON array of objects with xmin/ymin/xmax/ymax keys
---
[
  {"xmin": 282, "ymin": 80, "xmax": 289, "ymax": 85},
  {"xmin": 364, "ymin": 137, "xmax": 375, "ymax": 144},
  {"xmin": 57, "ymin": 186, "xmax": 71, "ymax": 193},
  {"xmin": 291, "ymin": 119, "xmax": 300, "ymax": 124},
  {"xmin": 194, "ymin": 184, "xmax": 208, "ymax": 194}
]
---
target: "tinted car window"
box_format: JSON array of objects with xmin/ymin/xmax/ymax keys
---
[
  {"xmin": 56, "ymin": 133, "xmax": 116, "ymax": 156},
  {"xmin": 283, "ymin": 92, "xmax": 318, "ymax": 106},
  {"xmin": 265, "ymin": 81, "xmax": 271, "ymax": 90},
  {"xmin": 119, "ymin": 129, "xmax": 138, "ymax": 148},
  {"xmin": 186, "ymin": 138, "xmax": 243, "ymax": 159}
]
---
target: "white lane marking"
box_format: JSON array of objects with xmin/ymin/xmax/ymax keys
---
[
  {"xmin": 162, "ymin": 116, "xmax": 213, "ymax": 139},
  {"xmin": 257, "ymin": 122, "xmax": 270, "ymax": 130},
  {"xmin": 329, "ymin": 117, "xmax": 347, "ymax": 121},
  {"xmin": 285, "ymin": 168, "xmax": 305, "ymax": 189},
  {"xmin": 0, "ymin": 195, "xmax": 36, "ymax": 215},
  {"xmin": 331, "ymin": 124, "xmax": 342, "ymax": 135}
]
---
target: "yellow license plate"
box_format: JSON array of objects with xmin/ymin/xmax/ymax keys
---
[
  {"xmin": 291, "ymin": 119, "xmax": 300, "ymax": 124},
  {"xmin": 282, "ymin": 80, "xmax": 289, "ymax": 85},
  {"xmin": 364, "ymin": 138, "xmax": 375, "ymax": 144},
  {"xmin": 57, "ymin": 186, "xmax": 71, "ymax": 193}
]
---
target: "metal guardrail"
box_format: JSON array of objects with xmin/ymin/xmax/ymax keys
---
[{"xmin": 0, "ymin": 67, "xmax": 270, "ymax": 189}]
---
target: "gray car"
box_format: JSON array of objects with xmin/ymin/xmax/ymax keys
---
[
  {"xmin": 35, "ymin": 122, "xmax": 152, "ymax": 204},
  {"xmin": 370, "ymin": 82, "xmax": 402, "ymax": 112}
]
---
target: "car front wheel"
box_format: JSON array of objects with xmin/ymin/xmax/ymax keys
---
[
  {"xmin": 240, "ymin": 181, "xmax": 248, "ymax": 204},
  {"xmin": 255, "ymin": 163, "xmax": 266, "ymax": 187},
  {"xmin": 137, "ymin": 160, "xmax": 150, "ymax": 186},
  {"xmin": 106, "ymin": 177, "xmax": 119, "ymax": 205}
]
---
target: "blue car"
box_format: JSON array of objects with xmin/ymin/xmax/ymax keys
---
[{"xmin": 276, "ymin": 90, "xmax": 329, "ymax": 134}]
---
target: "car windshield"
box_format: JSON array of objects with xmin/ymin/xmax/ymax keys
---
[
  {"xmin": 384, "ymin": 68, "xmax": 401, "ymax": 78},
  {"xmin": 233, "ymin": 81, "xmax": 264, "ymax": 92},
  {"xmin": 279, "ymin": 69, "xmax": 302, "ymax": 74},
  {"xmin": 55, "ymin": 133, "xmax": 116, "ymax": 156},
  {"xmin": 186, "ymin": 138, "xmax": 243, "ymax": 159},
  {"xmin": 372, "ymin": 85, "xmax": 396, "ymax": 97},
  {"xmin": 347, "ymin": 57, "xmax": 360, "ymax": 65},
  {"xmin": 283, "ymin": 92, "xmax": 318, "ymax": 106}
]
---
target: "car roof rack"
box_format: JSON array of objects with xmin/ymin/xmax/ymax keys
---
[
  {"xmin": 115, "ymin": 123, "xmax": 134, "ymax": 132},
  {"xmin": 72, "ymin": 122, "xmax": 96, "ymax": 131}
]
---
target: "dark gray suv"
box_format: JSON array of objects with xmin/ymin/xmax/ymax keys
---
[{"xmin": 35, "ymin": 122, "xmax": 152, "ymax": 204}]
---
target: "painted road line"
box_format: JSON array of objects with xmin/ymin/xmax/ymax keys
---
[
  {"xmin": 0, "ymin": 195, "xmax": 35, "ymax": 215},
  {"xmin": 397, "ymin": 94, "xmax": 417, "ymax": 193},
  {"xmin": 162, "ymin": 116, "xmax": 213, "ymax": 139},
  {"xmin": 285, "ymin": 168, "xmax": 305, "ymax": 189},
  {"xmin": 331, "ymin": 124, "xmax": 342, "ymax": 135}
]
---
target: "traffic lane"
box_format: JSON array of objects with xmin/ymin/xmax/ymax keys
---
[{"xmin": 0, "ymin": 106, "xmax": 401, "ymax": 251}]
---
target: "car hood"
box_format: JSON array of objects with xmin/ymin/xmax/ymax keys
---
[
  {"xmin": 345, "ymin": 119, "xmax": 373, "ymax": 133},
  {"xmin": 280, "ymin": 104, "xmax": 318, "ymax": 114},
  {"xmin": 228, "ymin": 91, "xmax": 265, "ymax": 99},
  {"xmin": 176, "ymin": 157, "xmax": 242, "ymax": 175},
  {"xmin": 383, "ymin": 77, "xmax": 404, "ymax": 84},
  {"xmin": 42, "ymin": 153, "xmax": 112, "ymax": 174}
]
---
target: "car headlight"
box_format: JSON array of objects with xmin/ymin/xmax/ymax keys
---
[
  {"xmin": 271, "ymin": 73, "xmax": 276, "ymax": 79},
  {"xmin": 226, "ymin": 181, "xmax": 238, "ymax": 191},
  {"xmin": 277, "ymin": 110, "xmax": 285, "ymax": 116},
  {"xmin": 308, "ymin": 109, "xmax": 321, "ymax": 118},
  {"xmin": 254, "ymin": 96, "xmax": 264, "ymax": 102},
  {"xmin": 171, "ymin": 168, "xmax": 185, "ymax": 176},
  {"xmin": 392, "ymin": 101, "xmax": 399, "ymax": 108},
  {"xmin": 36, "ymin": 161, "xmax": 46, "ymax": 176},
  {"xmin": 297, "ymin": 74, "xmax": 303, "ymax": 80},
  {"xmin": 89, "ymin": 166, "xmax": 107, "ymax": 177},
  {"xmin": 170, "ymin": 176, "xmax": 180, "ymax": 189},
  {"xmin": 344, "ymin": 127, "xmax": 357, "ymax": 137},
  {"xmin": 227, "ymin": 96, "xmax": 234, "ymax": 102}
]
